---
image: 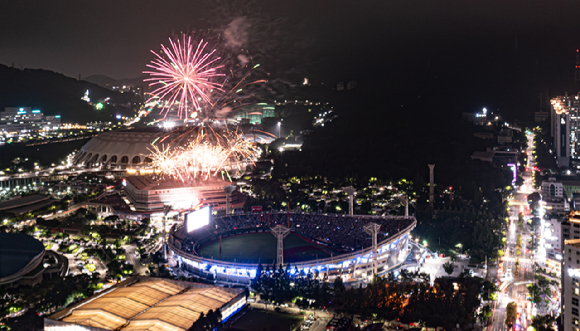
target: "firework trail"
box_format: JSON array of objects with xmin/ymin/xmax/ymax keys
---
[
  {"xmin": 148, "ymin": 126, "xmax": 258, "ymax": 182},
  {"xmin": 144, "ymin": 34, "xmax": 225, "ymax": 119}
]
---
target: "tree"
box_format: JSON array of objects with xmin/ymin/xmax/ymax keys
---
[
  {"xmin": 334, "ymin": 276, "xmax": 346, "ymax": 296},
  {"xmin": 505, "ymin": 302, "xmax": 517, "ymax": 329},
  {"xmin": 527, "ymin": 284, "xmax": 542, "ymax": 305},
  {"xmin": 532, "ymin": 314, "xmax": 556, "ymax": 331},
  {"xmin": 442, "ymin": 261, "xmax": 455, "ymax": 276}
]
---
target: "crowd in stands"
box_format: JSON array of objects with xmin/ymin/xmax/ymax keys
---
[{"xmin": 211, "ymin": 213, "xmax": 415, "ymax": 251}]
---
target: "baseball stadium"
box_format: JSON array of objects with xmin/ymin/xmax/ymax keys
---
[{"xmin": 169, "ymin": 212, "xmax": 416, "ymax": 283}]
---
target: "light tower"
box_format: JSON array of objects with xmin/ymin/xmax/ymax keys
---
[
  {"xmin": 271, "ymin": 225, "xmax": 290, "ymax": 267},
  {"xmin": 398, "ymin": 195, "xmax": 409, "ymax": 216},
  {"xmin": 428, "ymin": 164, "xmax": 435, "ymax": 209},
  {"xmin": 223, "ymin": 185, "xmax": 237, "ymax": 215},
  {"xmin": 575, "ymin": 49, "xmax": 580, "ymax": 85},
  {"xmin": 343, "ymin": 186, "xmax": 356, "ymax": 216},
  {"xmin": 363, "ymin": 222, "xmax": 381, "ymax": 276},
  {"xmin": 162, "ymin": 204, "xmax": 172, "ymax": 260}
]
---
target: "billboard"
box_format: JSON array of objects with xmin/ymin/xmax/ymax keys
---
[
  {"xmin": 251, "ymin": 206, "xmax": 263, "ymax": 212},
  {"xmin": 186, "ymin": 206, "xmax": 210, "ymax": 233}
]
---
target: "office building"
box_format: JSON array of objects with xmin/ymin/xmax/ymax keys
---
[
  {"xmin": 0, "ymin": 107, "xmax": 61, "ymax": 133},
  {"xmin": 235, "ymin": 103, "xmax": 276, "ymax": 124},
  {"xmin": 546, "ymin": 217, "xmax": 563, "ymax": 253},
  {"xmin": 542, "ymin": 177, "xmax": 569, "ymax": 215}
]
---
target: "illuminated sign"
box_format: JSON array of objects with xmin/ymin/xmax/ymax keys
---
[{"xmin": 569, "ymin": 268, "xmax": 580, "ymax": 278}]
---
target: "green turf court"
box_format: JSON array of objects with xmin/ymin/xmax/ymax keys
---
[{"xmin": 198, "ymin": 232, "xmax": 334, "ymax": 264}]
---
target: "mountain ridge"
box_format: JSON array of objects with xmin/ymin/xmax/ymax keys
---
[{"xmin": 0, "ymin": 64, "xmax": 134, "ymax": 123}]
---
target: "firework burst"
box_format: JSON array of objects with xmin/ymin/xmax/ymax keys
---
[
  {"xmin": 144, "ymin": 34, "xmax": 225, "ymax": 119},
  {"xmin": 148, "ymin": 126, "xmax": 258, "ymax": 182}
]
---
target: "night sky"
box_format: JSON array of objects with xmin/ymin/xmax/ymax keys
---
[{"xmin": 2, "ymin": 0, "xmax": 580, "ymax": 119}]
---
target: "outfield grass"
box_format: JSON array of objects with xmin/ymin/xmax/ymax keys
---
[
  {"xmin": 198, "ymin": 233, "xmax": 332, "ymax": 264},
  {"xmin": 229, "ymin": 309, "xmax": 303, "ymax": 331}
]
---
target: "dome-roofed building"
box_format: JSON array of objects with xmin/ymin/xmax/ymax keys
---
[
  {"xmin": 72, "ymin": 126, "xmax": 265, "ymax": 171},
  {"xmin": 72, "ymin": 129, "xmax": 165, "ymax": 169},
  {"xmin": 0, "ymin": 233, "xmax": 47, "ymax": 286}
]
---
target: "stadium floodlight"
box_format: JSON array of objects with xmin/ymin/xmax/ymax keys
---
[
  {"xmin": 162, "ymin": 205, "xmax": 172, "ymax": 260},
  {"xmin": 223, "ymin": 185, "xmax": 237, "ymax": 215},
  {"xmin": 271, "ymin": 225, "xmax": 291, "ymax": 266},
  {"xmin": 343, "ymin": 186, "xmax": 356, "ymax": 215}
]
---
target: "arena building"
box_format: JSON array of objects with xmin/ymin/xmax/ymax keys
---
[
  {"xmin": 123, "ymin": 175, "xmax": 243, "ymax": 212},
  {"xmin": 72, "ymin": 129, "xmax": 162, "ymax": 169},
  {"xmin": 0, "ymin": 233, "xmax": 66, "ymax": 287},
  {"xmin": 168, "ymin": 213, "xmax": 416, "ymax": 284},
  {"xmin": 72, "ymin": 127, "xmax": 271, "ymax": 172},
  {"xmin": 44, "ymin": 276, "xmax": 246, "ymax": 331}
]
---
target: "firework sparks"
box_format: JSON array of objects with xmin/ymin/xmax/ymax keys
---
[
  {"xmin": 144, "ymin": 35, "xmax": 225, "ymax": 119},
  {"xmin": 149, "ymin": 127, "xmax": 258, "ymax": 182}
]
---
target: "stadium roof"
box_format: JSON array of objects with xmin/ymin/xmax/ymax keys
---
[
  {"xmin": 0, "ymin": 233, "xmax": 45, "ymax": 279},
  {"xmin": 54, "ymin": 277, "xmax": 243, "ymax": 331},
  {"xmin": 0, "ymin": 194, "xmax": 50, "ymax": 211},
  {"xmin": 73, "ymin": 130, "xmax": 161, "ymax": 166}
]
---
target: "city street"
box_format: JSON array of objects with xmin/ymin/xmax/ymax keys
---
[
  {"xmin": 124, "ymin": 244, "xmax": 147, "ymax": 275},
  {"xmin": 492, "ymin": 131, "xmax": 542, "ymax": 330}
]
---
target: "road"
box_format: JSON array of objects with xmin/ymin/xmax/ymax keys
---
[
  {"xmin": 492, "ymin": 131, "xmax": 539, "ymax": 331},
  {"xmin": 124, "ymin": 244, "xmax": 148, "ymax": 275}
]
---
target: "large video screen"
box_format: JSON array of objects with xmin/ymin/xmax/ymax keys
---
[{"xmin": 186, "ymin": 206, "xmax": 210, "ymax": 233}]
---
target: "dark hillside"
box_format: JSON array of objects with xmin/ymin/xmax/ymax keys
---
[{"xmin": 0, "ymin": 64, "xmax": 134, "ymax": 123}]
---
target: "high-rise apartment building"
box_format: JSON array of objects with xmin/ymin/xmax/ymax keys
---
[
  {"xmin": 562, "ymin": 239, "xmax": 580, "ymax": 330},
  {"xmin": 551, "ymin": 94, "xmax": 580, "ymax": 168}
]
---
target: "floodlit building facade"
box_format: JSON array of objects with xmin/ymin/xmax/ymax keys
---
[
  {"xmin": 123, "ymin": 176, "xmax": 242, "ymax": 212},
  {"xmin": 0, "ymin": 107, "xmax": 61, "ymax": 133}
]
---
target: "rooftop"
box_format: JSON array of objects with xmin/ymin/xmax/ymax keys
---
[
  {"xmin": 565, "ymin": 239, "xmax": 580, "ymax": 249},
  {"xmin": 0, "ymin": 233, "xmax": 45, "ymax": 278},
  {"xmin": 49, "ymin": 277, "xmax": 243, "ymax": 331},
  {"xmin": 126, "ymin": 175, "xmax": 229, "ymax": 191},
  {"xmin": 0, "ymin": 194, "xmax": 50, "ymax": 211}
]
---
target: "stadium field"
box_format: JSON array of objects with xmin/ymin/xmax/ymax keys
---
[{"xmin": 198, "ymin": 232, "xmax": 334, "ymax": 264}]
